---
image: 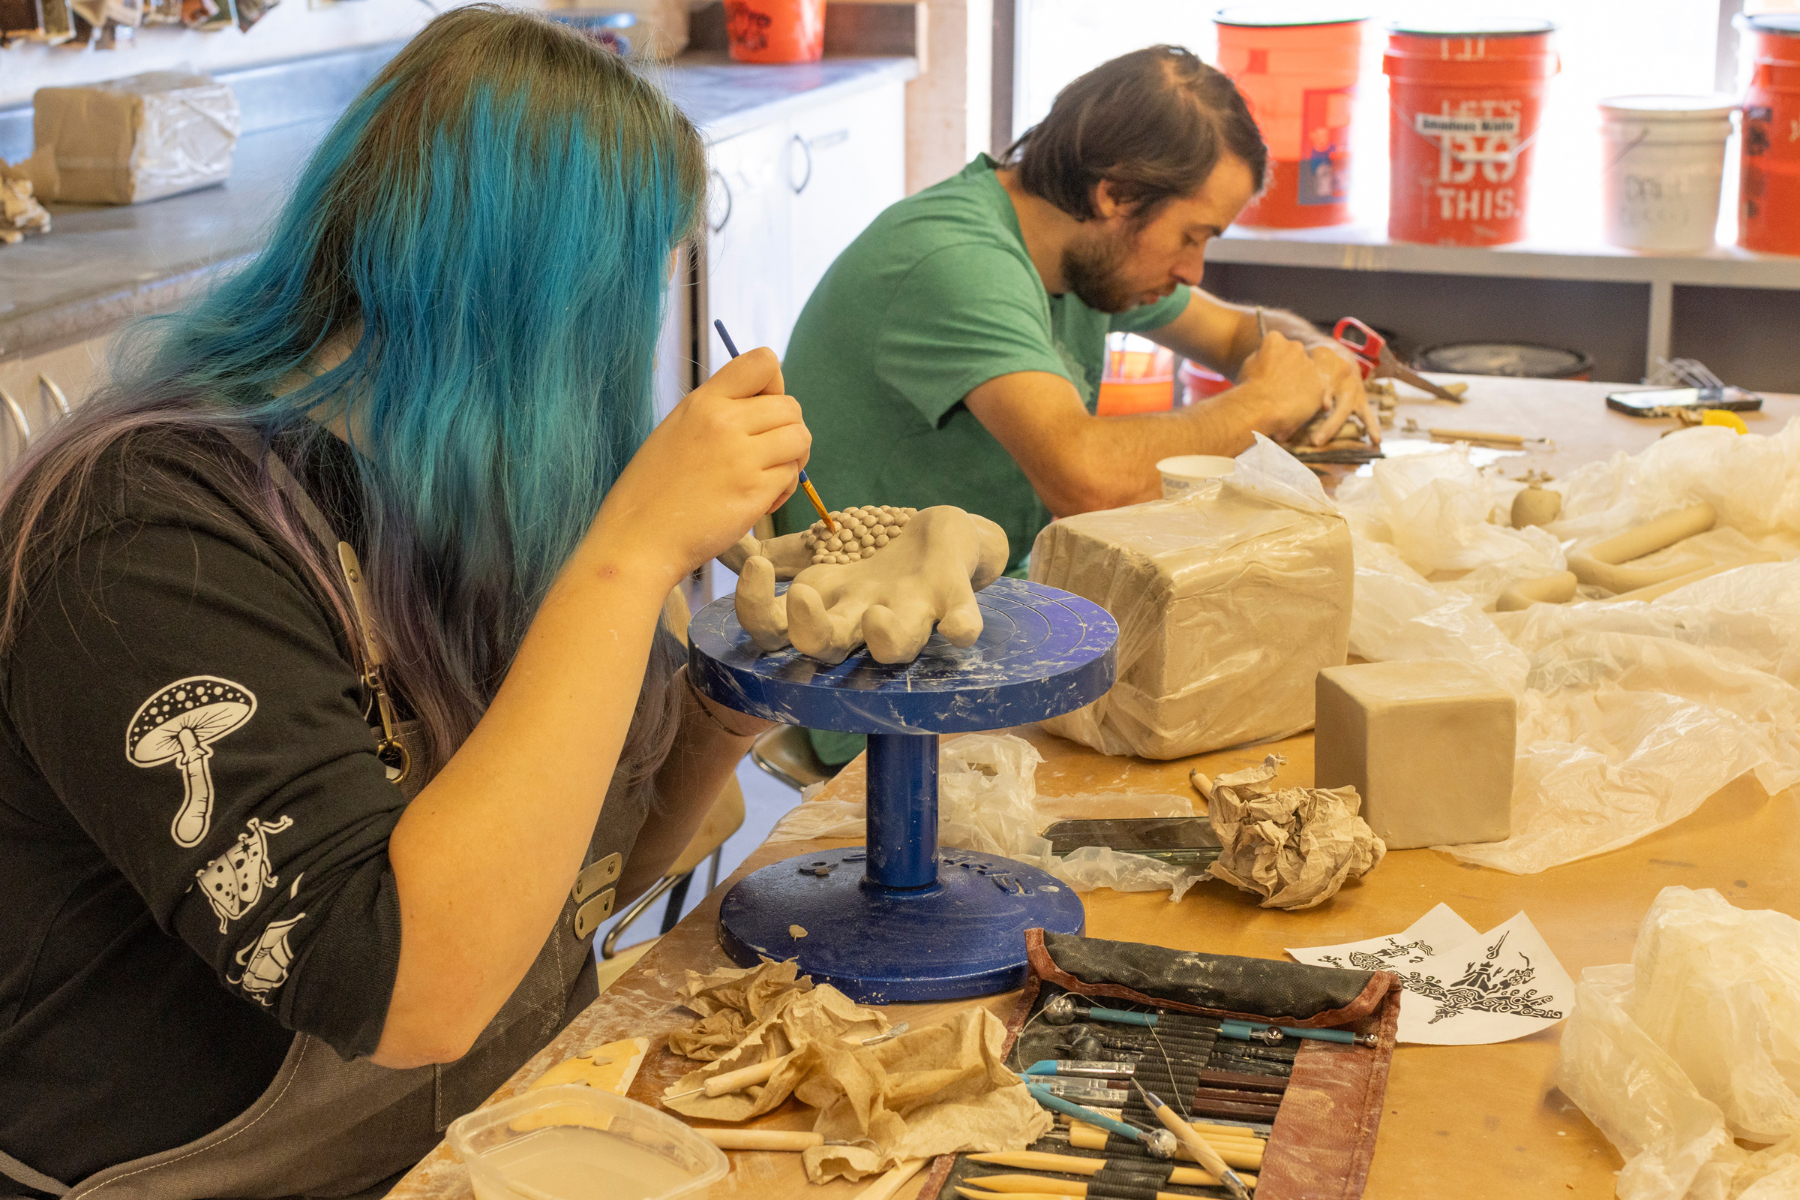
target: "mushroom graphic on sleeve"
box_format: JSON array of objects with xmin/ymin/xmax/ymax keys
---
[{"xmin": 126, "ymin": 676, "xmax": 258, "ymax": 848}]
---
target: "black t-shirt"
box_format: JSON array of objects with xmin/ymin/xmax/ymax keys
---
[{"xmin": 0, "ymin": 429, "xmax": 409, "ymax": 1183}]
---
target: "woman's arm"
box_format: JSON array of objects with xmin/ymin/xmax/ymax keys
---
[{"xmin": 372, "ymin": 349, "xmax": 806, "ymax": 1068}]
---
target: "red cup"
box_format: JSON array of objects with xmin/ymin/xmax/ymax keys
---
[{"xmin": 726, "ymin": 0, "xmax": 825, "ymax": 64}]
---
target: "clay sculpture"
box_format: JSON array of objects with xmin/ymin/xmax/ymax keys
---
[
  {"xmin": 1509, "ymin": 477, "xmax": 1562, "ymax": 528},
  {"xmin": 730, "ymin": 506, "xmax": 1009, "ymax": 666}
]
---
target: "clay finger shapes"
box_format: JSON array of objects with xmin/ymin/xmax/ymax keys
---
[{"xmin": 735, "ymin": 506, "xmax": 1009, "ymax": 666}]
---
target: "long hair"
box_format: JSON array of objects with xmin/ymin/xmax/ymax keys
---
[
  {"xmin": 0, "ymin": 6, "xmax": 706, "ymax": 787},
  {"xmin": 1006, "ymin": 45, "xmax": 1268, "ymax": 221}
]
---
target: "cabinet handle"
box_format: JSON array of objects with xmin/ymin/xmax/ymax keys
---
[
  {"xmin": 0, "ymin": 386, "xmax": 30, "ymax": 445},
  {"xmin": 40, "ymin": 374, "xmax": 72, "ymax": 419},
  {"xmin": 788, "ymin": 133, "xmax": 813, "ymax": 195},
  {"xmin": 708, "ymin": 168, "xmax": 733, "ymax": 233}
]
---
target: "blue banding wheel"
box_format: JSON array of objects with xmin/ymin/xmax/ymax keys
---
[{"xmin": 689, "ymin": 578, "xmax": 1119, "ymax": 1003}]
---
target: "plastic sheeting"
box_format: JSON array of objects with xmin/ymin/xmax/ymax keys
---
[
  {"xmin": 1557, "ymin": 887, "xmax": 1800, "ymax": 1199},
  {"xmin": 1030, "ymin": 436, "xmax": 1353, "ymax": 759},
  {"xmin": 26, "ymin": 71, "xmax": 239, "ymax": 204},
  {"xmin": 767, "ymin": 734, "xmax": 1207, "ymax": 900},
  {"xmin": 1338, "ymin": 421, "xmax": 1800, "ymax": 873}
]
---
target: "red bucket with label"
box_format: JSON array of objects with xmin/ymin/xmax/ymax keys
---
[
  {"xmin": 1741, "ymin": 14, "xmax": 1800, "ymax": 255},
  {"xmin": 1384, "ymin": 18, "xmax": 1558, "ymax": 246},
  {"xmin": 725, "ymin": 0, "xmax": 825, "ymax": 63},
  {"xmin": 1215, "ymin": 7, "xmax": 1367, "ymax": 228}
]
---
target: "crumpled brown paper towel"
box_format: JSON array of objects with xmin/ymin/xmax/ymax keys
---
[
  {"xmin": 795, "ymin": 1007, "xmax": 1053, "ymax": 1183},
  {"xmin": 666, "ymin": 957, "xmax": 814, "ymax": 1060},
  {"xmin": 1200, "ymin": 754, "xmax": 1385, "ymax": 911},
  {"xmin": 664, "ymin": 976, "xmax": 889, "ymax": 1123}
]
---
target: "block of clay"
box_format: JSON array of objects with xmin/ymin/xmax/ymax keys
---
[
  {"xmin": 1030, "ymin": 486, "xmax": 1353, "ymax": 759},
  {"xmin": 1314, "ymin": 660, "xmax": 1515, "ymax": 850}
]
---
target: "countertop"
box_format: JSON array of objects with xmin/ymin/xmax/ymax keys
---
[{"xmin": 0, "ymin": 52, "xmax": 916, "ymax": 359}]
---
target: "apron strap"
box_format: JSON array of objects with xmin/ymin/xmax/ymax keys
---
[
  {"xmin": 218, "ymin": 426, "xmax": 341, "ymax": 557},
  {"xmin": 0, "ymin": 1146, "xmax": 70, "ymax": 1197}
]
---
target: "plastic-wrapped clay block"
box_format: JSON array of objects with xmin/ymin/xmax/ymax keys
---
[
  {"xmin": 1314, "ymin": 660, "xmax": 1515, "ymax": 849},
  {"xmin": 1030, "ymin": 488, "xmax": 1352, "ymax": 759}
]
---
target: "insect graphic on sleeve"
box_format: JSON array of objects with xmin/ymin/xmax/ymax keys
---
[
  {"xmin": 194, "ymin": 816, "xmax": 294, "ymax": 933},
  {"xmin": 229, "ymin": 914, "xmax": 306, "ymax": 1004}
]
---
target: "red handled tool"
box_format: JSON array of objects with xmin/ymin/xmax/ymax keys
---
[{"xmin": 1332, "ymin": 316, "xmax": 1465, "ymax": 403}]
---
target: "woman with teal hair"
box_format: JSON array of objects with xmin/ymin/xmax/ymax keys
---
[{"xmin": 0, "ymin": 7, "xmax": 807, "ymax": 1195}]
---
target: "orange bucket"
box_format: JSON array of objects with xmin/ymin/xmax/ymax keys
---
[
  {"xmin": 1215, "ymin": 7, "xmax": 1367, "ymax": 229},
  {"xmin": 1383, "ymin": 18, "xmax": 1558, "ymax": 246},
  {"xmin": 1741, "ymin": 14, "xmax": 1800, "ymax": 255},
  {"xmin": 725, "ymin": 0, "xmax": 825, "ymax": 64}
]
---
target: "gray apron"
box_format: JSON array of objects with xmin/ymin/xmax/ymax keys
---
[{"xmin": 1, "ymin": 438, "xmax": 658, "ymax": 1200}]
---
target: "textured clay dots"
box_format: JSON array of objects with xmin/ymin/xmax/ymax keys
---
[{"xmin": 801, "ymin": 506, "xmax": 917, "ymax": 566}]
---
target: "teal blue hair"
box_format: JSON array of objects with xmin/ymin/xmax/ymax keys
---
[{"xmin": 2, "ymin": 5, "xmax": 706, "ymax": 776}]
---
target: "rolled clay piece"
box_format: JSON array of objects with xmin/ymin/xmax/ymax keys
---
[
  {"xmin": 1603, "ymin": 551, "xmax": 1781, "ymax": 604},
  {"xmin": 1566, "ymin": 503, "xmax": 1719, "ymax": 592},
  {"xmin": 1510, "ymin": 483, "xmax": 1562, "ymax": 529},
  {"xmin": 1495, "ymin": 570, "xmax": 1578, "ymax": 612},
  {"xmin": 1580, "ymin": 503, "xmax": 1717, "ymax": 566}
]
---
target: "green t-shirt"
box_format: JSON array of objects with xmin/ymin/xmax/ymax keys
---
[{"xmin": 774, "ymin": 154, "xmax": 1190, "ymax": 574}]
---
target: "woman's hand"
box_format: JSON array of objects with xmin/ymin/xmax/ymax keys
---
[{"xmin": 586, "ymin": 347, "xmax": 811, "ymax": 591}]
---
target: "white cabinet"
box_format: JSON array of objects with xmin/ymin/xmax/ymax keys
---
[
  {"xmin": 0, "ymin": 330, "xmax": 115, "ymax": 474},
  {"xmin": 695, "ymin": 80, "xmax": 907, "ymax": 378}
]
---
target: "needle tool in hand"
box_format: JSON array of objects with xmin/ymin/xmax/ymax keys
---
[
  {"xmin": 713, "ymin": 318, "xmax": 836, "ymax": 534},
  {"xmin": 1134, "ymin": 1079, "xmax": 1254, "ymax": 1200}
]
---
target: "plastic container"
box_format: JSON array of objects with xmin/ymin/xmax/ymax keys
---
[
  {"xmin": 1095, "ymin": 333, "xmax": 1176, "ymax": 415},
  {"xmin": 1599, "ymin": 95, "xmax": 1736, "ymax": 253},
  {"xmin": 1740, "ymin": 13, "xmax": 1800, "ymax": 255},
  {"xmin": 1214, "ymin": 6, "xmax": 1368, "ymax": 228},
  {"xmin": 1383, "ymin": 18, "xmax": 1558, "ymax": 246},
  {"xmin": 1179, "ymin": 358, "xmax": 1234, "ymax": 405},
  {"xmin": 1413, "ymin": 341, "xmax": 1592, "ymax": 380},
  {"xmin": 446, "ymin": 1086, "xmax": 728, "ymax": 1200},
  {"xmin": 1158, "ymin": 454, "xmax": 1237, "ymax": 499},
  {"xmin": 724, "ymin": 0, "xmax": 824, "ymax": 63}
]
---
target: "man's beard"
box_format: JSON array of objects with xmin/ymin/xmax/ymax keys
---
[{"xmin": 1061, "ymin": 223, "xmax": 1142, "ymax": 314}]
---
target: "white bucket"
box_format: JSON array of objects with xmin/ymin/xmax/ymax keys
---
[
  {"xmin": 1599, "ymin": 94, "xmax": 1737, "ymax": 253},
  {"xmin": 1157, "ymin": 454, "xmax": 1236, "ymax": 499}
]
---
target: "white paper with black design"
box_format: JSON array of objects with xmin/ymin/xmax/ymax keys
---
[{"xmin": 1287, "ymin": 907, "xmax": 1575, "ymax": 1045}]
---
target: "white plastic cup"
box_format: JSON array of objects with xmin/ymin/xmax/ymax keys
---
[
  {"xmin": 1599, "ymin": 94, "xmax": 1737, "ymax": 253},
  {"xmin": 1157, "ymin": 454, "xmax": 1237, "ymax": 499}
]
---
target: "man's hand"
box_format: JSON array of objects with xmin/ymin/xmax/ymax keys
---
[
  {"xmin": 1234, "ymin": 331, "xmax": 1333, "ymax": 443},
  {"xmin": 1303, "ymin": 345, "xmax": 1382, "ymax": 447}
]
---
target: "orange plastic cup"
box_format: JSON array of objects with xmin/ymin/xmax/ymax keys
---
[{"xmin": 725, "ymin": 0, "xmax": 825, "ymax": 64}]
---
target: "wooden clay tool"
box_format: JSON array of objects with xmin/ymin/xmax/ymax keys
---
[
  {"xmin": 1063, "ymin": 1120, "xmax": 1264, "ymax": 1168},
  {"xmin": 664, "ymin": 1022, "xmax": 907, "ymax": 1102},
  {"xmin": 1136, "ymin": 1083, "xmax": 1254, "ymax": 1200},
  {"xmin": 850, "ymin": 1158, "xmax": 926, "ymax": 1200},
  {"xmin": 695, "ymin": 1128, "xmax": 823, "ymax": 1151},
  {"xmin": 958, "ymin": 1185, "xmax": 1236, "ymax": 1200},
  {"xmin": 714, "ymin": 318, "xmax": 835, "ymax": 533},
  {"xmin": 966, "ymin": 1152, "xmax": 1256, "ymax": 1189}
]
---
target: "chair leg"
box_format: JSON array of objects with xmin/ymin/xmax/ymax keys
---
[
  {"xmin": 658, "ymin": 873, "xmax": 694, "ymax": 935},
  {"xmin": 601, "ymin": 873, "xmax": 679, "ymax": 959}
]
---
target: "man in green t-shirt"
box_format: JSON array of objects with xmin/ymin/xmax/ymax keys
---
[{"xmin": 773, "ymin": 45, "xmax": 1376, "ymax": 765}]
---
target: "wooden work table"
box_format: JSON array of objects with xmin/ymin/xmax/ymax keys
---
[{"xmin": 388, "ymin": 377, "xmax": 1800, "ymax": 1200}]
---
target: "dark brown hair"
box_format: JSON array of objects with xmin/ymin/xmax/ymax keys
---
[{"xmin": 1005, "ymin": 45, "xmax": 1268, "ymax": 221}]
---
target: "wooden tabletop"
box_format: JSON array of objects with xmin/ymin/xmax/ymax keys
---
[{"xmin": 387, "ymin": 378, "xmax": 1800, "ymax": 1200}]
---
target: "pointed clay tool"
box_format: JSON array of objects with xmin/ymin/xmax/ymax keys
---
[{"xmin": 1135, "ymin": 1082, "xmax": 1253, "ymax": 1200}]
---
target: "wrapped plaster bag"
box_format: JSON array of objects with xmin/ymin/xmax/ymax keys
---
[
  {"xmin": 1558, "ymin": 887, "xmax": 1800, "ymax": 1198},
  {"xmin": 1030, "ymin": 436, "xmax": 1353, "ymax": 759},
  {"xmin": 26, "ymin": 71, "xmax": 239, "ymax": 204}
]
